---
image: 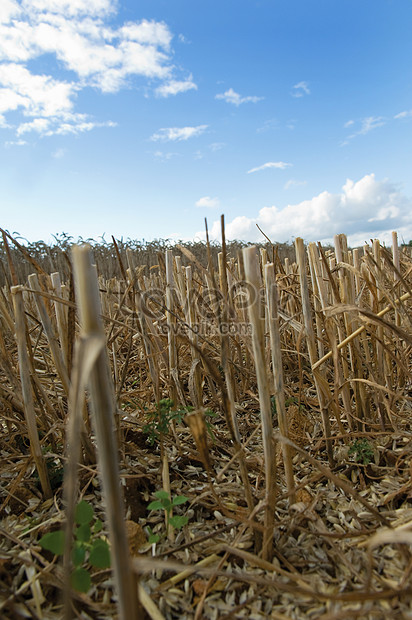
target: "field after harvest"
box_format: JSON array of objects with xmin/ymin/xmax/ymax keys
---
[{"xmin": 0, "ymin": 227, "xmax": 411, "ymax": 620}]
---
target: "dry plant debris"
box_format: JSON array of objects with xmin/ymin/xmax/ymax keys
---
[{"xmin": 0, "ymin": 229, "xmax": 412, "ymax": 619}]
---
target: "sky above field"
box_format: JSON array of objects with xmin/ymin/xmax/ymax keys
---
[{"xmin": 1, "ymin": 0, "xmax": 412, "ymax": 247}]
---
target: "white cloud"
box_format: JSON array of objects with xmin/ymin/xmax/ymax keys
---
[
  {"xmin": 195, "ymin": 196, "xmax": 219, "ymax": 209},
  {"xmin": 150, "ymin": 125, "xmax": 208, "ymax": 142},
  {"xmin": 247, "ymin": 161, "xmax": 292, "ymax": 174},
  {"xmin": 53, "ymin": 119, "xmax": 116, "ymax": 135},
  {"xmin": 215, "ymin": 88, "xmax": 263, "ymax": 106},
  {"xmin": 0, "ymin": 0, "xmax": 21, "ymax": 24},
  {"xmin": 21, "ymin": 0, "xmax": 114, "ymax": 18},
  {"xmin": 284, "ymin": 179, "xmax": 307, "ymax": 190},
  {"xmin": 394, "ymin": 110, "xmax": 412, "ymax": 119},
  {"xmin": 17, "ymin": 117, "xmax": 51, "ymax": 135},
  {"xmin": 342, "ymin": 116, "xmax": 385, "ymax": 145},
  {"xmin": 0, "ymin": 113, "xmax": 10, "ymax": 127},
  {"xmin": 358, "ymin": 116, "xmax": 385, "ymax": 135},
  {"xmin": 155, "ymin": 77, "xmax": 197, "ymax": 97},
  {"xmin": 291, "ymin": 81, "xmax": 310, "ymax": 97},
  {"xmin": 152, "ymin": 150, "xmax": 178, "ymax": 161},
  {"xmin": 257, "ymin": 119, "xmax": 278, "ymax": 133},
  {"xmin": 16, "ymin": 113, "xmax": 116, "ymax": 136},
  {"xmin": 0, "ymin": 63, "xmax": 75, "ymax": 118},
  {"xmin": 5, "ymin": 139, "xmax": 27, "ymax": 147},
  {"xmin": 0, "ymin": 2, "xmax": 195, "ymax": 139},
  {"xmin": 197, "ymin": 174, "xmax": 412, "ymax": 246},
  {"xmin": 209, "ymin": 142, "xmax": 225, "ymax": 151},
  {"xmin": 344, "ymin": 119, "xmax": 354, "ymax": 128},
  {"xmin": 52, "ymin": 147, "xmax": 66, "ymax": 158}
]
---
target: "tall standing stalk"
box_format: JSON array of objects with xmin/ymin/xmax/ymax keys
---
[
  {"xmin": 264, "ymin": 263, "xmax": 295, "ymax": 503},
  {"xmin": 71, "ymin": 245, "xmax": 138, "ymax": 620},
  {"xmin": 165, "ymin": 249, "xmax": 178, "ymax": 406},
  {"xmin": 51, "ymin": 272, "xmax": 69, "ymax": 369},
  {"xmin": 11, "ymin": 285, "xmax": 52, "ymax": 499},
  {"xmin": 28, "ymin": 273, "xmax": 70, "ymax": 396},
  {"xmin": 185, "ymin": 265, "xmax": 203, "ymax": 408},
  {"xmin": 243, "ymin": 246, "xmax": 276, "ymax": 561},
  {"xmin": 295, "ymin": 238, "xmax": 334, "ymax": 465},
  {"xmin": 219, "ymin": 217, "xmax": 255, "ymax": 521}
]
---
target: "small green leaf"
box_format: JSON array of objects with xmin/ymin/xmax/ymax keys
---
[
  {"xmin": 75, "ymin": 500, "xmax": 94, "ymax": 525},
  {"xmin": 93, "ymin": 518, "xmax": 103, "ymax": 534},
  {"xmin": 148, "ymin": 532, "xmax": 160, "ymax": 544},
  {"xmin": 71, "ymin": 567, "xmax": 91, "ymax": 593},
  {"xmin": 89, "ymin": 540, "xmax": 111, "ymax": 569},
  {"xmin": 147, "ymin": 526, "xmax": 160, "ymax": 544},
  {"xmin": 147, "ymin": 500, "xmax": 164, "ymax": 511},
  {"xmin": 75, "ymin": 523, "xmax": 91, "ymax": 543},
  {"xmin": 154, "ymin": 490, "xmax": 170, "ymax": 501},
  {"xmin": 39, "ymin": 530, "xmax": 65, "ymax": 556},
  {"xmin": 72, "ymin": 543, "xmax": 86, "ymax": 567},
  {"xmin": 169, "ymin": 515, "xmax": 188, "ymax": 529},
  {"xmin": 172, "ymin": 495, "xmax": 189, "ymax": 507}
]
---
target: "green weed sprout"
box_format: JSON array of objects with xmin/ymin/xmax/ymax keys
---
[
  {"xmin": 348, "ymin": 438, "xmax": 374, "ymax": 465},
  {"xmin": 144, "ymin": 399, "xmax": 216, "ymax": 445},
  {"xmin": 147, "ymin": 490, "xmax": 189, "ymax": 544},
  {"xmin": 39, "ymin": 500, "xmax": 110, "ymax": 593}
]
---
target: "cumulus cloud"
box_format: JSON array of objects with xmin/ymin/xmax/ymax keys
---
[
  {"xmin": 215, "ymin": 88, "xmax": 263, "ymax": 106},
  {"xmin": 150, "ymin": 125, "xmax": 208, "ymax": 142},
  {"xmin": 291, "ymin": 81, "xmax": 310, "ymax": 97},
  {"xmin": 195, "ymin": 196, "xmax": 219, "ymax": 209},
  {"xmin": 247, "ymin": 161, "xmax": 292, "ymax": 174},
  {"xmin": 0, "ymin": 1, "xmax": 195, "ymax": 138},
  {"xmin": 155, "ymin": 76, "xmax": 197, "ymax": 97},
  {"xmin": 197, "ymin": 174, "xmax": 412, "ymax": 246}
]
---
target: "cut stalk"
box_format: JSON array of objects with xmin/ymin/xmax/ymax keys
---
[
  {"xmin": 50, "ymin": 272, "xmax": 69, "ymax": 369},
  {"xmin": 165, "ymin": 249, "xmax": 178, "ymax": 406},
  {"xmin": 28, "ymin": 273, "xmax": 70, "ymax": 396},
  {"xmin": 295, "ymin": 238, "xmax": 334, "ymax": 465},
  {"xmin": 71, "ymin": 245, "xmax": 138, "ymax": 620},
  {"xmin": 243, "ymin": 246, "xmax": 276, "ymax": 561},
  {"xmin": 220, "ymin": 217, "xmax": 255, "ymax": 520},
  {"xmin": 264, "ymin": 263, "xmax": 295, "ymax": 503},
  {"xmin": 11, "ymin": 285, "xmax": 52, "ymax": 499}
]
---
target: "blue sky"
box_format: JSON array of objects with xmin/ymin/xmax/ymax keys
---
[{"xmin": 1, "ymin": 0, "xmax": 412, "ymax": 247}]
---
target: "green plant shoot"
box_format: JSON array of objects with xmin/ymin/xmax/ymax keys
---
[
  {"xmin": 147, "ymin": 490, "xmax": 189, "ymax": 543},
  {"xmin": 348, "ymin": 438, "xmax": 374, "ymax": 465},
  {"xmin": 39, "ymin": 500, "xmax": 110, "ymax": 593}
]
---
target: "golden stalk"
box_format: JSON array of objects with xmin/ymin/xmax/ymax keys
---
[
  {"xmin": 71, "ymin": 244, "xmax": 138, "ymax": 620},
  {"xmin": 264, "ymin": 262, "xmax": 295, "ymax": 503},
  {"xmin": 243, "ymin": 245, "xmax": 276, "ymax": 561},
  {"xmin": 11, "ymin": 285, "xmax": 52, "ymax": 499}
]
